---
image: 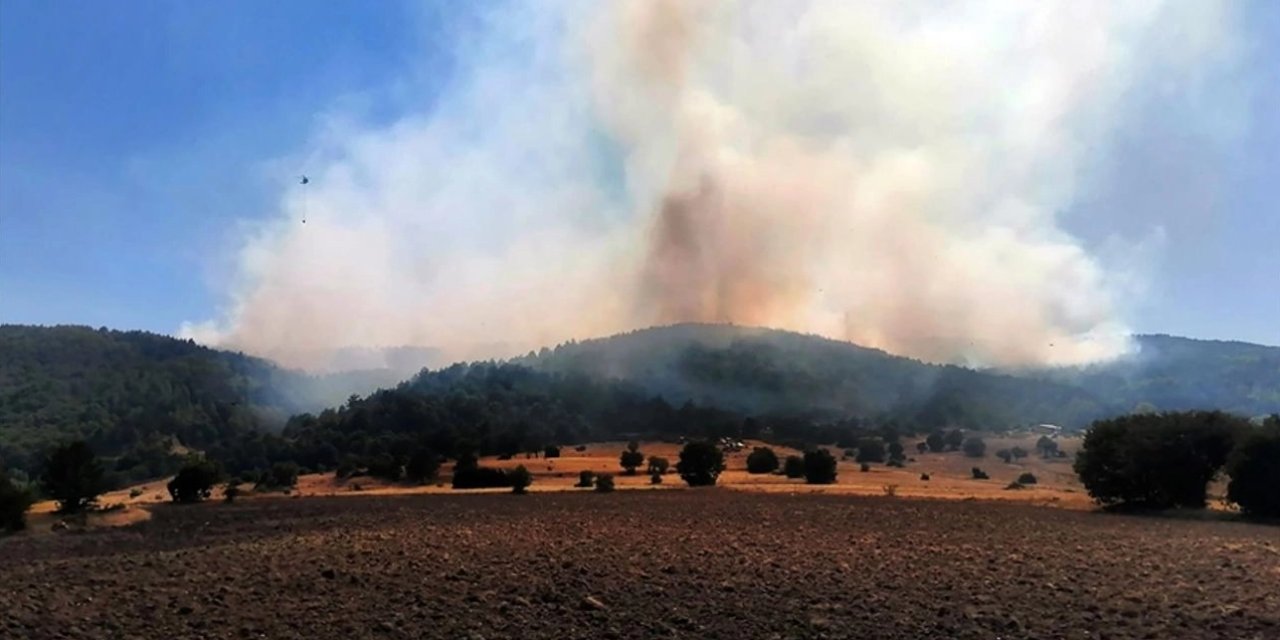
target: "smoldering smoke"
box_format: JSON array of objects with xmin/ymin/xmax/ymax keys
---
[{"xmin": 183, "ymin": 0, "xmax": 1241, "ymax": 370}]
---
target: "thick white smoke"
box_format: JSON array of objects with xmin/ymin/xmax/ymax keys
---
[{"xmin": 183, "ymin": 0, "xmax": 1242, "ymax": 370}]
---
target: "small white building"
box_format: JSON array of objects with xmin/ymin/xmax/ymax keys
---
[{"xmin": 1032, "ymin": 424, "xmax": 1063, "ymax": 436}]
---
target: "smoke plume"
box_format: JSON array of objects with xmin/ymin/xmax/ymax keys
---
[{"xmin": 184, "ymin": 0, "xmax": 1242, "ymax": 370}]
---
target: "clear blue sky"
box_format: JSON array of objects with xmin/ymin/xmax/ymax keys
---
[{"xmin": 2, "ymin": 0, "xmax": 1278, "ymax": 347}]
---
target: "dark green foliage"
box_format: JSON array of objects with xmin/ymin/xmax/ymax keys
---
[
  {"xmin": 971, "ymin": 467, "xmax": 989, "ymax": 480},
  {"xmin": 746, "ymin": 447, "xmax": 779, "ymax": 474},
  {"xmin": 1225, "ymin": 417, "xmax": 1280, "ymax": 518},
  {"xmin": 855, "ymin": 438, "xmax": 885, "ymax": 463},
  {"xmin": 167, "ymin": 458, "xmax": 222, "ymax": 503},
  {"xmin": 574, "ymin": 445, "xmax": 587, "ymax": 452},
  {"xmin": 920, "ymin": 473, "xmax": 930, "ymax": 481},
  {"xmin": 677, "ymin": 441, "xmax": 725, "ymax": 487},
  {"xmin": 261, "ymin": 462, "xmax": 299, "ymax": 490},
  {"xmin": 509, "ymin": 465, "xmax": 533, "ymax": 494},
  {"xmin": 1074, "ymin": 411, "xmax": 1246, "ymax": 509},
  {"xmin": 859, "ymin": 462, "xmax": 870, "ymax": 472},
  {"xmin": 0, "ymin": 472, "xmax": 34, "ymax": 533},
  {"xmin": 365, "ymin": 454, "xmax": 403, "ymax": 481},
  {"xmin": 783, "ymin": 455, "xmax": 805, "ymax": 479},
  {"xmin": 944, "ymin": 429, "xmax": 965, "ymax": 451},
  {"xmin": 1017, "ymin": 472, "xmax": 1038, "ymax": 485},
  {"xmin": 544, "ymin": 445, "xmax": 561, "ymax": 459},
  {"xmin": 887, "ymin": 441, "xmax": 905, "ymax": 461},
  {"xmin": 594, "ymin": 473, "xmax": 615, "ymax": 492},
  {"xmin": 996, "ymin": 449, "xmax": 1013, "ymax": 463},
  {"xmin": 804, "ymin": 449, "xmax": 838, "ymax": 484},
  {"xmin": 452, "ymin": 466, "xmax": 511, "ymax": 489},
  {"xmin": 1011, "ymin": 447, "xmax": 1028, "ymax": 460},
  {"xmin": 405, "ymin": 449, "xmax": 440, "ymax": 484},
  {"xmin": 41, "ymin": 441, "xmax": 108, "ymax": 513},
  {"xmin": 885, "ymin": 458, "xmax": 904, "ymax": 468},
  {"xmin": 926, "ymin": 432, "xmax": 946, "ymax": 453},
  {"xmin": 647, "ymin": 456, "xmax": 669, "ymax": 475},
  {"xmin": 963, "ymin": 436, "xmax": 986, "ymax": 458},
  {"xmin": 1036, "ymin": 436, "xmax": 1059, "ymax": 458},
  {"xmin": 576, "ymin": 470, "xmax": 595, "ymax": 488},
  {"xmin": 650, "ymin": 471, "xmax": 663, "ymax": 485},
  {"xmin": 620, "ymin": 441, "xmax": 645, "ymax": 475}
]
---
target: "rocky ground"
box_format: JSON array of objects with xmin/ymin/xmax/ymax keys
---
[{"xmin": 2, "ymin": 491, "xmax": 1277, "ymax": 639}]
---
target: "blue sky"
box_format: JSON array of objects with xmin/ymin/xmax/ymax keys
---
[{"xmin": 2, "ymin": 0, "xmax": 1278, "ymax": 350}]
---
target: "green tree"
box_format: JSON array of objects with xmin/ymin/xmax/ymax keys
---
[
  {"xmin": 620, "ymin": 441, "xmax": 645, "ymax": 475},
  {"xmin": 167, "ymin": 458, "xmax": 222, "ymax": 504},
  {"xmin": 647, "ymin": 456, "xmax": 670, "ymax": 475},
  {"xmin": 405, "ymin": 449, "xmax": 441, "ymax": 484},
  {"xmin": 996, "ymin": 449, "xmax": 1013, "ymax": 463},
  {"xmin": 1225, "ymin": 417, "xmax": 1280, "ymax": 518},
  {"xmin": 509, "ymin": 465, "xmax": 533, "ymax": 494},
  {"xmin": 855, "ymin": 438, "xmax": 885, "ymax": 463},
  {"xmin": 926, "ymin": 431, "xmax": 946, "ymax": 453},
  {"xmin": 41, "ymin": 441, "xmax": 107, "ymax": 513},
  {"xmin": 677, "ymin": 441, "xmax": 725, "ymax": 487},
  {"xmin": 746, "ymin": 447, "xmax": 779, "ymax": 474},
  {"xmin": 783, "ymin": 455, "xmax": 805, "ymax": 479},
  {"xmin": 594, "ymin": 473, "xmax": 615, "ymax": 492},
  {"xmin": 962, "ymin": 436, "xmax": 986, "ymax": 458},
  {"xmin": 1035, "ymin": 436, "xmax": 1059, "ymax": 458},
  {"xmin": 887, "ymin": 441, "xmax": 905, "ymax": 462},
  {"xmin": 944, "ymin": 429, "xmax": 965, "ymax": 451},
  {"xmin": 804, "ymin": 449, "xmax": 838, "ymax": 484}
]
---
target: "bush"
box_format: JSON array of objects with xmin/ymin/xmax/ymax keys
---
[
  {"xmin": 405, "ymin": 449, "xmax": 441, "ymax": 484},
  {"xmin": 41, "ymin": 441, "xmax": 108, "ymax": 514},
  {"xmin": 926, "ymin": 431, "xmax": 946, "ymax": 453},
  {"xmin": 855, "ymin": 439, "xmax": 885, "ymax": 463},
  {"xmin": 544, "ymin": 445, "xmax": 561, "ymax": 459},
  {"xmin": 262, "ymin": 462, "xmax": 300, "ymax": 490},
  {"xmin": 677, "ymin": 441, "xmax": 725, "ymax": 487},
  {"xmin": 595, "ymin": 474, "xmax": 615, "ymax": 492},
  {"xmin": 971, "ymin": 467, "xmax": 989, "ymax": 480},
  {"xmin": 167, "ymin": 458, "xmax": 222, "ymax": 504},
  {"xmin": 1004, "ymin": 481, "xmax": 1025, "ymax": 490},
  {"xmin": 452, "ymin": 466, "xmax": 511, "ymax": 489},
  {"xmin": 647, "ymin": 456, "xmax": 670, "ymax": 475},
  {"xmin": 746, "ymin": 447, "xmax": 779, "ymax": 474},
  {"xmin": 574, "ymin": 445, "xmax": 587, "ymax": 452},
  {"xmin": 859, "ymin": 462, "xmax": 870, "ymax": 473},
  {"xmin": 996, "ymin": 449, "xmax": 1013, "ymax": 463},
  {"xmin": 1225, "ymin": 418, "xmax": 1280, "ymax": 518},
  {"xmin": 0, "ymin": 473, "xmax": 34, "ymax": 533},
  {"xmin": 509, "ymin": 465, "xmax": 533, "ymax": 494},
  {"xmin": 365, "ymin": 454, "xmax": 402, "ymax": 482},
  {"xmin": 885, "ymin": 458, "xmax": 904, "ymax": 468},
  {"xmin": 783, "ymin": 455, "xmax": 805, "ymax": 479},
  {"xmin": 916, "ymin": 442, "xmax": 929, "ymax": 454},
  {"xmin": 1017, "ymin": 472, "xmax": 1038, "ymax": 485},
  {"xmin": 882, "ymin": 484, "xmax": 898, "ymax": 497},
  {"xmin": 804, "ymin": 449, "xmax": 838, "ymax": 484},
  {"xmin": 223, "ymin": 480, "xmax": 242, "ymax": 503},
  {"xmin": 962, "ymin": 437, "xmax": 986, "ymax": 458},
  {"xmin": 1036, "ymin": 436, "xmax": 1059, "ymax": 458},
  {"xmin": 945, "ymin": 429, "xmax": 965, "ymax": 451},
  {"xmin": 128, "ymin": 487, "xmax": 144, "ymax": 499},
  {"xmin": 576, "ymin": 470, "xmax": 596, "ymax": 488},
  {"xmin": 1074, "ymin": 411, "xmax": 1245, "ymax": 510},
  {"xmin": 1011, "ymin": 446, "xmax": 1029, "ymax": 460},
  {"xmin": 649, "ymin": 471, "xmax": 663, "ymax": 485},
  {"xmin": 887, "ymin": 441, "xmax": 905, "ymax": 462},
  {"xmin": 920, "ymin": 473, "xmax": 930, "ymax": 481},
  {"xmin": 620, "ymin": 441, "xmax": 645, "ymax": 476}
]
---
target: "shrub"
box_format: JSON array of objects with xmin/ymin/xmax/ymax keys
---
[
  {"xmin": 576, "ymin": 470, "xmax": 596, "ymax": 488},
  {"xmin": 996, "ymin": 449, "xmax": 1013, "ymax": 463},
  {"xmin": 855, "ymin": 439, "xmax": 885, "ymax": 463},
  {"xmin": 887, "ymin": 441, "xmax": 905, "ymax": 462},
  {"xmin": 916, "ymin": 441, "xmax": 929, "ymax": 454},
  {"xmin": 0, "ymin": 473, "xmax": 34, "ymax": 533},
  {"xmin": 1004, "ymin": 481, "xmax": 1025, "ymax": 490},
  {"xmin": 620, "ymin": 441, "xmax": 645, "ymax": 475},
  {"xmin": 882, "ymin": 484, "xmax": 898, "ymax": 497},
  {"xmin": 677, "ymin": 441, "xmax": 725, "ymax": 487},
  {"xmin": 1225, "ymin": 418, "xmax": 1280, "ymax": 518},
  {"xmin": 649, "ymin": 472, "xmax": 663, "ymax": 485},
  {"xmin": 971, "ymin": 467, "xmax": 989, "ymax": 480},
  {"xmin": 365, "ymin": 454, "xmax": 402, "ymax": 482},
  {"xmin": 746, "ymin": 447, "xmax": 779, "ymax": 474},
  {"xmin": 920, "ymin": 473, "xmax": 930, "ymax": 481},
  {"xmin": 962, "ymin": 437, "xmax": 987, "ymax": 458},
  {"xmin": 41, "ymin": 441, "xmax": 108, "ymax": 514},
  {"xmin": 926, "ymin": 431, "xmax": 946, "ymax": 453},
  {"xmin": 647, "ymin": 456, "xmax": 670, "ymax": 475},
  {"xmin": 804, "ymin": 449, "xmax": 838, "ymax": 484},
  {"xmin": 128, "ymin": 487, "xmax": 144, "ymax": 499},
  {"xmin": 1017, "ymin": 472, "xmax": 1038, "ymax": 485},
  {"xmin": 859, "ymin": 462, "xmax": 870, "ymax": 473},
  {"xmin": 574, "ymin": 445, "xmax": 587, "ymax": 452},
  {"xmin": 544, "ymin": 445, "xmax": 561, "ymax": 459},
  {"xmin": 783, "ymin": 455, "xmax": 805, "ymax": 479},
  {"xmin": 223, "ymin": 480, "xmax": 241, "ymax": 503},
  {"xmin": 509, "ymin": 465, "xmax": 533, "ymax": 494},
  {"xmin": 885, "ymin": 458, "xmax": 905, "ymax": 468},
  {"xmin": 452, "ymin": 466, "xmax": 511, "ymax": 489},
  {"xmin": 944, "ymin": 429, "xmax": 965, "ymax": 451},
  {"xmin": 167, "ymin": 458, "xmax": 222, "ymax": 504},
  {"xmin": 262, "ymin": 462, "xmax": 300, "ymax": 490},
  {"xmin": 1011, "ymin": 447, "xmax": 1029, "ymax": 460},
  {"xmin": 405, "ymin": 449, "xmax": 441, "ymax": 484},
  {"xmin": 595, "ymin": 474, "xmax": 615, "ymax": 492},
  {"xmin": 1074, "ymin": 411, "xmax": 1244, "ymax": 510}
]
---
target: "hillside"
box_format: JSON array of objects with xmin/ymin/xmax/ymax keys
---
[{"xmin": 0, "ymin": 325, "xmax": 403, "ymax": 479}]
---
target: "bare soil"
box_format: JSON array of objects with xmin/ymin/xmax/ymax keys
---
[{"xmin": 3, "ymin": 491, "xmax": 1277, "ymax": 640}]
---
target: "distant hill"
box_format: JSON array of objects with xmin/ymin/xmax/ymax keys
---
[{"xmin": 0, "ymin": 325, "xmax": 403, "ymax": 479}]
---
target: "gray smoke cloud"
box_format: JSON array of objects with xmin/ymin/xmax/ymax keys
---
[{"xmin": 183, "ymin": 0, "xmax": 1243, "ymax": 370}]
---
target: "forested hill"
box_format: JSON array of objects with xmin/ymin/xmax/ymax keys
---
[{"xmin": 0, "ymin": 325, "xmax": 401, "ymax": 478}]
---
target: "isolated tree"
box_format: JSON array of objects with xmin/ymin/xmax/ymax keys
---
[
  {"xmin": 1017, "ymin": 472, "xmax": 1038, "ymax": 485},
  {"xmin": 41, "ymin": 441, "xmax": 107, "ymax": 513},
  {"xmin": 677, "ymin": 441, "xmax": 725, "ymax": 487},
  {"xmin": 1010, "ymin": 446, "xmax": 1029, "ymax": 460},
  {"xmin": 0, "ymin": 473, "xmax": 34, "ymax": 533},
  {"xmin": 595, "ymin": 473, "xmax": 615, "ymax": 493},
  {"xmin": 647, "ymin": 456, "xmax": 670, "ymax": 475},
  {"xmin": 962, "ymin": 437, "xmax": 987, "ymax": 458},
  {"xmin": 1225, "ymin": 417, "xmax": 1280, "ymax": 518},
  {"xmin": 971, "ymin": 467, "xmax": 989, "ymax": 480},
  {"xmin": 996, "ymin": 449, "xmax": 1013, "ymax": 463},
  {"xmin": 855, "ymin": 439, "xmax": 886, "ymax": 463},
  {"xmin": 783, "ymin": 455, "xmax": 805, "ymax": 479},
  {"xmin": 620, "ymin": 441, "xmax": 645, "ymax": 475},
  {"xmin": 926, "ymin": 431, "xmax": 946, "ymax": 453},
  {"xmin": 944, "ymin": 429, "xmax": 965, "ymax": 451},
  {"xmin": 1035, "ymin": 436, "xmax": 1059, "ymax": 458},
  {"xmin": 167, "ymin": 458, "xmax": 222, "ymax": 504},
  {"xmin": 544, "ymin": 445, "xmax": 561, "ymax": 459},
  {"xmin": 746, "ymin": 447, "xmax": 779, "ymax": 474},
  {"xmin": 576, "ymin": 470, "xmax": 596, "ymax": 488},
  {"xmin": 509, "ymin": 465, "xmax": 533, "ymax": 494},
  {"xmin": 887, "ymin": 441, "xmax": 905, "ymax": 462},
  {"xmin": 405, "ymin": 449, "xmax": 441, "ymax": 484},
  {"xmin": 804, "ymin": 449, "xmax": 838, "ymax": 485}
]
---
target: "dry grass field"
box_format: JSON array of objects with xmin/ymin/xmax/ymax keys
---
[{"xmin": 3, "ymin": 490, "xmax": 1277, "ymax": 640}]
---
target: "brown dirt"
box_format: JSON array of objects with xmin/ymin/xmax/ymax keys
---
[{"xmin": 3, "ymin": 491, "xmax": 1277, "ymax": 640}]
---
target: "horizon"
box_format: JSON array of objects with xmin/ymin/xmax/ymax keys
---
[{"xmin": 3, "ymin": 1, "xmax": 1278, "ymax": 367}]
